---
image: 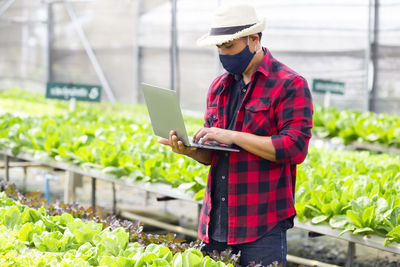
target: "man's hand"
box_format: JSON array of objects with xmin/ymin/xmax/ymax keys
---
[
  {"xmin": 158, "ymin": 130, "xmax": 213, "ymax": 165},
  {"xmin": 192, "ymin": 127, "xmax": 236, "ymax": 145},
  {"xmin": 193, "ymin": 127, "xmax": 277, "ymax": 162},
  {"xmin": 158, "ymin": 130, "xmax": 197, "ymax": 156}
]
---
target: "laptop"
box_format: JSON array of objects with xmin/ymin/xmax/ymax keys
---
[{"xmin": 141, "ymin": 83, "xmax": 240, "ymax": 152}]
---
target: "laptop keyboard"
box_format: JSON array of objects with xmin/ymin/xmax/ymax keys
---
[{"xmin": 190, "ymin": 139, "xmax": 230, "ymax": 148}]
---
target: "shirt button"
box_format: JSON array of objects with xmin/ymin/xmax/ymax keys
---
[
  {"xmin": 242, "ymin": 89, "xmax": 247, "ymax": 93},
  {"xmin": 221, "ymin": 197, "xmax": 226, "ymax": 201},
  {"xmin": 221, "ymin": 176, "xmax": 225, "ymax": 180},
  {"xmin": 224, "ymin": 152, "xmax": 229, "ymax": 157}
]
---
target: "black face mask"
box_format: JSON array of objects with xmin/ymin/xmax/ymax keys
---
[{"xmin": 219, "ymin": 38, "xmax": 256, "ymax": 74}]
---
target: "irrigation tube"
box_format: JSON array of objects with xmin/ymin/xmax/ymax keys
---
[
  {"xmin": 46, "ymin": 2, "xmax": 54, "ymax": 82},
  {"xmin": 365, "ymin": 0, "xmax": 373, "ymax": 112},
  {"xmin": 286, "ymin": 255, "xmax": 340, "ymax": 267},
  {"xmin": 133, "ymin": 0, "xmax": 142, "ymax": 103},
  {"xmin": 44, "ymin": 173, "xmax": 58, "ymax": 203},
  {"xmin": 64, "ymin": 0, "xmax": 116, "ymax": 103},
  {"xmin": 170, "ymin": 0, "xmax": 178, "ymax": 98}
]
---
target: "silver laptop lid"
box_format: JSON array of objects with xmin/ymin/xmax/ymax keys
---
[{"xmin": 141, "ymin": 83, "xmax": 191, "ymax": 146}]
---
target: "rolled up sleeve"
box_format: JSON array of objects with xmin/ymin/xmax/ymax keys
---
[{"xmin": 271, "ymin": 77, "xmax": 313, "ymax": 164}]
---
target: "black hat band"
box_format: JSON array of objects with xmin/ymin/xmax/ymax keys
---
[{"xmin": 209, "ymin": 23, "xmax": 256, "ymax": 36}]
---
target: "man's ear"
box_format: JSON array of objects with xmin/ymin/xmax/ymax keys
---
[{"xmin": 249, "ymin": 34, "xmax": 259, "ymax": 43}]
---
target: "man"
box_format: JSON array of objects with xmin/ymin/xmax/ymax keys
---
[{"xmin": 158, "ymin": 4, "xmax": 313, "ymax": 267}]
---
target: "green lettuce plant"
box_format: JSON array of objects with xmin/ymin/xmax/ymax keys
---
[{"xmin": 0, "ymin": 192, "xmax": 236, "ymax": 266}]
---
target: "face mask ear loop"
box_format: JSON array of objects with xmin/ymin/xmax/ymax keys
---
[
  {"xmin": 256, "ymin": 43, "xmax": 262, "ymax": 53},
  {"xmin": 249, "ymin": 36, "xmax": 262, "ymax": 54}
]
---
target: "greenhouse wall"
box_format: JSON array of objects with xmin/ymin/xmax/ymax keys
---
[{"xmin": 0, "ymin": 0, "xmax": 399, "ymax": 114}]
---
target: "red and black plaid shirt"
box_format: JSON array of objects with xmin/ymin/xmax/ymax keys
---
[{"xmin": 198, "ymin": 48, "xmax": 313, "ymax": 245}]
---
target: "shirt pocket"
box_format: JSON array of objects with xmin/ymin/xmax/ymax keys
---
[
  {"xmin": 205, "ymin": 106, "xmax": 219, "ymax": 128},
  {"xmin": 243, "ymin": 98, "xmax": 273, "ymax": 135}
]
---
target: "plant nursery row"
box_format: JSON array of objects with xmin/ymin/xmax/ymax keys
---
[
  {"xmin": 0, "ymin": 89, "xmax": 399, "ymax": 246},
  {"xmin": 0, "ymin": 181, "xmax": 238, "ymax": 267}
]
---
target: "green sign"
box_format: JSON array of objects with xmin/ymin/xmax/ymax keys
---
[
  {"xmin": 46, "ymin": 82, "xmax": 101, "ymax": 102},
  {"xmin": 312, "ymin": 79, "xmax": 345, "ymax": 95}
]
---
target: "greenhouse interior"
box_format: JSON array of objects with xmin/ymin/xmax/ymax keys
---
[{"xmin": 0, "ymin": 0, "xmax": 400, "ymax": 266}]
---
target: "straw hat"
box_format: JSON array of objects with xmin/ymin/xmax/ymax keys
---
[{"xmin": 197, "ymin": 4, "xmax": 265, "ymax": 47}]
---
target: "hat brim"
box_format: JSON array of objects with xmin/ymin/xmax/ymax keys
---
[{"xmin": 197, "ymin": 18, "xmax": 265, "ymax": 47}]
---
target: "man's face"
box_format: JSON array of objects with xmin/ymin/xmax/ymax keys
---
[{"xmin": 217, "ymin": 37, "xmax": 248, "ymax": 56}]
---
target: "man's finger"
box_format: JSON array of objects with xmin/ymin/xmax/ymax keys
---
[
  {"xmin": 168, "ymin": 130, "xmax": 175, "ymax": 142},
  {"xmin": 193, "ymin": 128, "xmax": 203, "ymax": 141},
  {"xmin": 177, "ymin": 140, "xmax": 185, "ymax": 151},
  {"xmin": 169, "ymin": 131, "xmax": 177, "ymax": 149},
  {"xmin": 201, "ymin": 133, "xmax": 211, "ymax": 142},
  {"xmin": 171, "ymin": 134, "xmax": 179, "ymax": 150},
  {"xmin": 158, "ymin": 138, "xmax": 170, "ymax": 146},
  {"xmin": 193, "ymin": 128, "xmax": 208, "ymax": 143}
]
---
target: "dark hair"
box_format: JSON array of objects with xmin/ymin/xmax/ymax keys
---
[{"xmin": 258, "ymin": 32, "xmax": 262, "ymax": 41}]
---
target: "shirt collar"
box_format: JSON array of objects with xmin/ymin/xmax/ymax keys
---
[{"xmin": 255, "ymin": 47, "xmax": 273, "ymax": 78}]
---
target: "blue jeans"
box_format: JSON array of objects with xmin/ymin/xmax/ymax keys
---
[{"xmin": 204, "ymin": 220, "xmax": 290, "ymax": 267}]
